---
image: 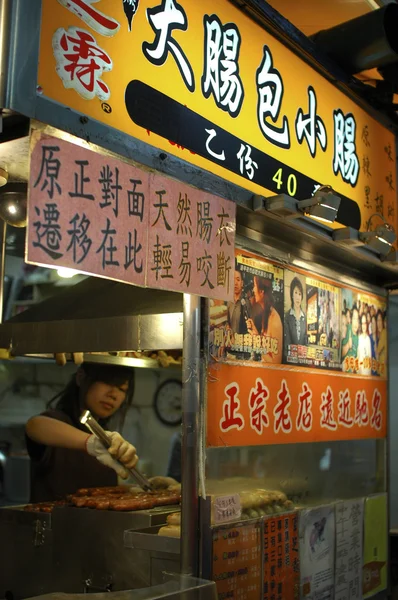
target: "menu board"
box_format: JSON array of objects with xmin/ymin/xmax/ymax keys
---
[
  {"xmin": 212, "ymin": 522, "xmax": 262, "ymax": 600},
  {"xmin": 264, "ymin": 512, "xmax": 300, "ymax": 600},
  {"xmin": 341, "ymin": 290, "xmax": 387, "ymax": 376},
  {"xmin": 335, "ymin": 499, "xmax": 364, "ymax": 600},
  {"xmin": 299, "ymin": 505, "xmax": 335, "ymax": 600}
]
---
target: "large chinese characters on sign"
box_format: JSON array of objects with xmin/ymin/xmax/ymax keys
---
[
  {"xmin": 206, "ymin": 363, "xmax": 386, "ymax": 446},
  {"xmin": 38, "ymin": 0, "xmax": 397, "ymax": 234},
  {"xmin": 27, "ymin": 132, "xmax": 235, "ymax": 300}
]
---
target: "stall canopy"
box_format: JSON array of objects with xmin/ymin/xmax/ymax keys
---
[{"xmin": 0, "ymin": 277, "xmax": 183, "ymax": 355}]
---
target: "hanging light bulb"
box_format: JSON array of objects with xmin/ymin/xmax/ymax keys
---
[{"xmin": 0, "ymin": 182, "xmax": 27, "ymax": 228}]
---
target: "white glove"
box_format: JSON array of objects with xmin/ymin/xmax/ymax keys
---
[{"xmin": 86, "ymin": 432, "xmax": 139, "ymax": 480}]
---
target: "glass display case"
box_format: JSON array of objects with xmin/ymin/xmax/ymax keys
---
[
  {"xmin": 206, "ymin": 438, "xmax": 386, "ymax": 506},
  {"xmin": 202, "ymin": 246, "xmax": 389, "ymax": 600}
]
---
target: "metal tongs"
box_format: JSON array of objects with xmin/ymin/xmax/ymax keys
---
[{"xmin": 80, "ymin": 410, "xmax": 153, "ymax": 492}]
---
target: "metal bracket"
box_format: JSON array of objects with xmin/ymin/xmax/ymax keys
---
[
  {"xmin": 33, "ymin": 518, "xmax": 47, "ymax": 547},
  {"xmin": 83, "ymin": 575, "xmax": 113, "ymax": 593}
]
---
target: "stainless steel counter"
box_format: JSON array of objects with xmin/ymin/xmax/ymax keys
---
[
  {"xmin": 25, "ymin": 574, "xmax": 217, "ymax": 600},
  {"xmin": 0, "ymin": 505, "xmax": 181, "ymax": 599}
]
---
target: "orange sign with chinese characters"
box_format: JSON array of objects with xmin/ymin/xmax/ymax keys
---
[
  {"xmin": 264, "ymin": 512, "xmax": 300, "ymax": 600},
  {"xmin": 206, "ymin": 363, "xmax": 386, "ymax": 447},
  {"xmin": 38, "ymin": 0, "xmax": 397, "ymax": 233},
  {"xmin": 212, "ymin": 522, "xmax": 262, "ymax": 600}
]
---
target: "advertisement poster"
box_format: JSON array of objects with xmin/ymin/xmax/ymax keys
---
[
  {"xmin": 209, "ymin": 251, "xmax": 284, "ymax": 364},
  {"xmin": 335, "ymin": 499, "xmax": 364, "ymax": 600},
  {"xmin": 284, "ymin": 271, "xmax": 340, "ymax": 370},
  {"xmin": 212, "ymin": 522, "xmax": 262, "ymax": 600},
  {"xmin": 299, "ymin": 505, "xmax": 335, "ymax": 599},
  {"xmin": 263, "ymin": 512, "xmax": 300, "ymax": 600},
  {"xmin": 209, "ymin": 247, "xmax": 388, "ymax": 380},
  {"xmin": 341, "ymin": 290, "xmax": 387, "ymax": 376},
  {"xmin": 363, "ymin": 494, "xmax": 387, "ymax": 598}
]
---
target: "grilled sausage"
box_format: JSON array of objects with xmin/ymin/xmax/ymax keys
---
[
  {"xmin": 75, "ymin": 486, "xmax": 130, "ymax": 497},
  {"xmin": 109, "ymin": 497, "xmax": 155, "ymax": 511}
]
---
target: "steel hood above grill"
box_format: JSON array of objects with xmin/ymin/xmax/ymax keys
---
[{"xmin": 0, "ymin": 277, "xmax": 184, "ymax": 356}]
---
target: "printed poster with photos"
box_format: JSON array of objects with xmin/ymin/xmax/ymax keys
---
[
  {"xmin": 341, "ymin": 290, "xmax": 387, "ymax": 377},
  {"xmin": 284, "ymin": 272, "xmax": 340, "ymax": 370},
  {"xmin": 209, "ymin": 250, "xmax": 284, "ymax": 365},
  {"xmin": 209, "ymin": 248, "xmax": 387, "ymax": 379}
]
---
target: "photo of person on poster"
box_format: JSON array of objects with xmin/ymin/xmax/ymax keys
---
[
  {"xmin": 376, "ymin": 309, "xmax": 387, "ymax": 367},
  {"xmin": 345, "ymin": 305, "xmax": 359, "ymax": 368},
  {"xmin": 284, "ymin": 276, "xmax": 307, "ymax": 350},
  {"xmin": 246, "ymin": 274, "xmax": 283, "ymax": 363},
  {"xmin": 341, "ymin": 290, "xmax": 386, "ymax": 375},
  {"xmin": 227, "ymin": 267, "xmax": 250, "ymax": 337},
  {"xmin": 285, "ymin": 272, "xmax": 340, "ymax": 369},
  {"xmin": 341, "ymin": 311, "xmax": 350, "ymax": 366},
  {"xmin": 369, "ymin": 314, "xmax": 378, "ymax": 375},
  {"xmin": 209, "ymin": 252, "xmax": 284, "ymax": 364},
  {"xmin": 358, "ymin": 312, "xmax": 372, "ymax": 375},
  {"xmin": 283, "ymin": 271, "xmax": 307, "ymax": 365},
  {"xmin": 224, "ymin": 264, "xmax": 252, "ymax": 360}
]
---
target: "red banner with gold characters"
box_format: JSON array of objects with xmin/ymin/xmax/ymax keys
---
[
  {"xmin": 264, "ymin": 512, "xmax": 300, "ymax": 600},
  {"xmin": 206, "ymin": 363, "xmax": 386, "ymax": 447}
]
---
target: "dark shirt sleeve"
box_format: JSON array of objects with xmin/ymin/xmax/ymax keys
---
[
  {"xmin": 25, "ymin": 409, "xmax": 71, "ymax": 468},
  {"xmin": 166, "ymin": 433, "xmax": 182, "ymax": 483}
]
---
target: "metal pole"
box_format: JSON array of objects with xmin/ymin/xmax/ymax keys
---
[
  {"xmin": 0, "ymin": 221, "xmax": 6, "ymax": 324},
  {"xmin": 180, "ymin": 293, "xmax": 201, "ymax": 575},
  {"xmin": 0, "ymin": 0, "xmax": 12, "ymax": 108}
]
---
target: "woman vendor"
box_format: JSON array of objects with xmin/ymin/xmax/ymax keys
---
[{"xmin": 25, "ymin": 362, "xmax": 138, "ymax": 502}]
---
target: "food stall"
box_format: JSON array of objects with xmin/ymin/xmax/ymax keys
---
[{"xmin": 0, "ymin": 0, "xmax": 395, "ymax": 599}]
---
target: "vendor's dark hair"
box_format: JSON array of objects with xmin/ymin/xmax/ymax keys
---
[
  {"xmin": 290, "ymin": 277, "xmax": 304, "ymax": 307},
  {"xmin": 47, "ymin": 362, "xmax": 135, "ymax": 432}
]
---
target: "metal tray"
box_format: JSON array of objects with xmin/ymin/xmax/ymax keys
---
[
  {"xmin": 124, "ymin": 526, "xmax": 180, "ymax": 555},
  {"xmin": 0, "ymin": 504, "xmax": 53, "ymax": 527},
  {"xmin": 61, "ymin": 504, "xmax": 179, "ymax": 529}
]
